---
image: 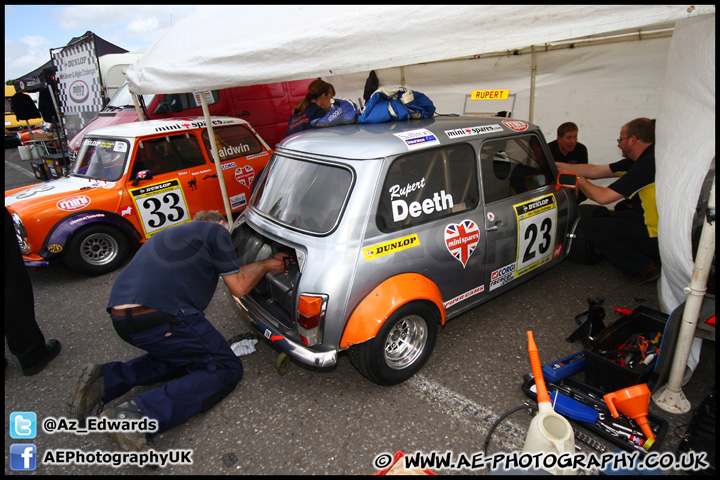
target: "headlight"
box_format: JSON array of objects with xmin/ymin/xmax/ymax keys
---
[{"xmin": 11, "ymin": 213, "xmax": 31, "ymax": 254}]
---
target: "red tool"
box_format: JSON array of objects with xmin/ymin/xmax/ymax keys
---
[
  {"xmin": 614, "ymin": 307, "xmax": 634, "ymax": 316},
  {"xmin": 637, "ymin": 336, "xmax": 649, "ymax": 359}
]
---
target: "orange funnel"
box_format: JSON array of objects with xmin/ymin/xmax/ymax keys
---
[{"xmin": 603, "ymin": 384, "xmax": 655, "ymax": 444}]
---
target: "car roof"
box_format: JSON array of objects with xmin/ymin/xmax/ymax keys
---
[
  {"xmin": 85, "ymin": 116, "xmax": 250, "ymax": 139},
  {"xmin": 277, "ymin": 116, "xmax": 540, "ymax": 160}
]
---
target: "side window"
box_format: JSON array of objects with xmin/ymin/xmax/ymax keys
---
[
  {"xmin": 153, "ymin": 91, "xmax": 220, "ymax": 114},
  {"xmin": 377, "ymin": 144, "xmax": 479, "ymax": 233},
  {"xmin": 133, "ymin": 134, "xmax": 206, "ymax": 177},
  {"xmin": 480, "ymin": 135, "xmax": 553, "ymax": 203},
  {"xmin": 202, "ymin": 125, "xmax": 263, "ymax": 162}
]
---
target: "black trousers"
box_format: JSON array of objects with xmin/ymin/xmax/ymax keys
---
[
  {"xmin": 4, "ymin": 208, "xmax": 47, "ymax": 368},
  {"xmin": 582, "ymin": 210, "xmax": 659, "ymax": 276}
]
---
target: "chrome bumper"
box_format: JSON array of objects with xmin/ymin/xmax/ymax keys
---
[{"xmin": 233, "ymin": 295, "xmax": 337, "ymax": 368}]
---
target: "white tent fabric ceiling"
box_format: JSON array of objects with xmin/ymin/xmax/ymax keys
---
[
  {"xmin": 125, "ymin": 5, "xmax": 712, "ymax": 94},
  {"xmin": 125, "ymin": 5, "xmax": 715, "ymax": 314}
]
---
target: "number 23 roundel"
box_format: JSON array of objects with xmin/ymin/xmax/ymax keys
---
[
  {"xmin": 514, "ymin": 194, "xmax": 557, "ymax": 277},
  {"xmin": 130, "ymin": 179, "xmax": 191, "ymax": 237}
]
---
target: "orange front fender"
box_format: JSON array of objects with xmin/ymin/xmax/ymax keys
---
[{"xmin": 339, "ymin": 273, "xmax": 446, "ymax": 349}]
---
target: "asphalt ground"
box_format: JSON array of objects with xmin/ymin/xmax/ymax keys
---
[{"xmin": 4, "ymin": 145, "xmax": 715, "ymax": 475}]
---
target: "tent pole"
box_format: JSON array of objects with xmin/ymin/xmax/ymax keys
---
[
  {"xmin": 130, "ymin": 92, "xmax": 146, "ymax": 121},
  {"xmin": 199, "ymin": 93, "xmax": 234, "ymax": 225},
  {"xmin": 529, "ymin": 45, "xmax": 537, "ymax": 123},
  {"xmin": 652, "ymin": 186, "xmax": 715, "ymax": 414}
]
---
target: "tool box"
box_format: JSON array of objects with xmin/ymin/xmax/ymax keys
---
[
  {"xmin": 677, "ymin": 388, "xmax": 715, "ymax": 475},
  {"xmin": 583, "ymin": 306, "xmax": 667, "ymax": 393},
  {"xmin": 522, "ymin": 375, "xmax": 668, "ymax": 454}
]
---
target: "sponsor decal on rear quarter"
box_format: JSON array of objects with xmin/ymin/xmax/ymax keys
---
[{"xmin": 363, "ymin": 234, "xmax": 421, "ymax": 260}]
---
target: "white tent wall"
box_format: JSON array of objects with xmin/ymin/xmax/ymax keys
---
[
  {"xmin": 532, "ymin": 38, "xmax": 671, "ymax": 161},
  {"xmin": 326, "ymin": 35, "xmax": 672, "ymax": 181},
  {"xmin": 656, "ymin": 14, "xmax": 715, "ymax": 313}
]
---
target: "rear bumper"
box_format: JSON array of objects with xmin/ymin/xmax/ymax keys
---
[{"xmin": 233, "ymin": 294, "xmax": 337, "ymax": 368}]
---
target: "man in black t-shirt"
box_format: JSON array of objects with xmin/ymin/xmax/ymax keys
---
[
  {"xmin": 557, "ymin": 118, "xmax": 659, "ymax": 285},
  {"xmin": 68, "ymin": 211, "xmax": 286, "ymax": 451},
  {"xmin": 549, "ymin": 122, "xmax": 589, "ymax": 203},
  {"xmin": 548, "ymin": 122, "xmax": 588, "ymax": 165}
]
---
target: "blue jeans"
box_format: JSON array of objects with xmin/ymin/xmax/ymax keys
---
[{"xmin": 102, "ymin": 309, "xmax": 243, "ymax": 435}]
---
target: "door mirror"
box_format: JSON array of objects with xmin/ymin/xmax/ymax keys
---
[
  {"xmin": 131, "ymin": 170, "xmax": 153, "ymax": 186},
  {"xmin": 555, "ymin": 173, "xmax": 578, "ymax": 191}
]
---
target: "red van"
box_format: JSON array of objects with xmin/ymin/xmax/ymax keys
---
[{"xmin": 67, "ymin": 79, "xmax": 313, "ymax": 155}]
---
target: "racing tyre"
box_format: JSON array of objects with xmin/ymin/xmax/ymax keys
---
[
  {"xmin": 64, "ymin": 225, "xmax": 129, "ymax": 276},
  {"xmin": 348, "ymin": 302, "xmax": 439, "ymax": 386}
]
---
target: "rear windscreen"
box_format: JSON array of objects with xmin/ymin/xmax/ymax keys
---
[{"xmin": 251, "ymin": 155, "xmax": 353, "ymax": 235}]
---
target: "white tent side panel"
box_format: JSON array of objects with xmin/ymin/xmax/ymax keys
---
[
  {"xmin": 327, "ymin": 36, "xmax": 672, "ymax": 172},
  {"xmin": 656, "ymin": 15, "xmax": 716, "ymax": 312}
]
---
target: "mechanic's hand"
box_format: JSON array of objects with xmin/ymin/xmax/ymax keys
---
[
  {"xmin": 555, "ymin": 161, "xmax": 570, "ymax": 172},
  {"xmin": 266, "ymin": 252, "xmax": 290, "ymax": 274},
  {"xmin": 273, "ymin": 252, "xmax": 290, "ymax": 262}
]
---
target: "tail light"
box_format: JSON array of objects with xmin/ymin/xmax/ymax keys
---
[{"xmin": 297, "ymin": 294, "xmax": 327, "ymax": 346}]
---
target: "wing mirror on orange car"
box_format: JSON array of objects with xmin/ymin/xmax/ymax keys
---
[
  {"xmin": 131, "ymin": 170, "xmax": 154, "ymax": 187},
  {"xmin": 555, "ymin": 172, "xmax": 579, "ymax": 191}
]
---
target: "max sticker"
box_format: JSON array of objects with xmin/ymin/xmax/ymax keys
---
[
  {"xmin": 502, "ymin": 120, "xmax": 529, "ymax": 132},
  {"xmin": 444, "ymin": 219, "xmax": 480, "ymax": 268}
]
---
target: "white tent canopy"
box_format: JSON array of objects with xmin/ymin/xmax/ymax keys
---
[
  {"xmin": 125, "ymin": 5, "xmax": 713, "ymax": 94},
  {"xmin": 125, "ymin": 5, "xmax": 715, "ymax": 317}
]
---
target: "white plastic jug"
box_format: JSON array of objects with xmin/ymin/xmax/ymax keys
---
[
  {"xmin": 523, "ymin": 331, "xmax": 577, "ymax": 475},
  {"xmin": 522, "ymin": 401, "xmax": 577, "ymax": 475}
]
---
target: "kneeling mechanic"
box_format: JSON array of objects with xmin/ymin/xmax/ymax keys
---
[{"xmin": 68, "ymin": 210, "xmax": 286, "ymax": 451}]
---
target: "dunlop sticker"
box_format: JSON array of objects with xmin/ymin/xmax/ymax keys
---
[{"xmin": 363, "ymin": 234, "xmax": 420, "ymax": 261}]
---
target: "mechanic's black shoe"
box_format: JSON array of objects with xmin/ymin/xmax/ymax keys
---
[
  {"xmin": 68, "ymin": 363, "xmax": 104, "ymax": 426},
  {"xmin": 102, "ymin": 401, "xmax": 151, "ymax": 452},
  {"xmin": 22, "ymin": 339, "xmax": 62, "ymax": 376}
]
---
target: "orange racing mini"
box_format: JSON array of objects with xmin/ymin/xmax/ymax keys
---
[{"xmin": 5, "ymin": 116, "xmax": 270, "ymax": 275}]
